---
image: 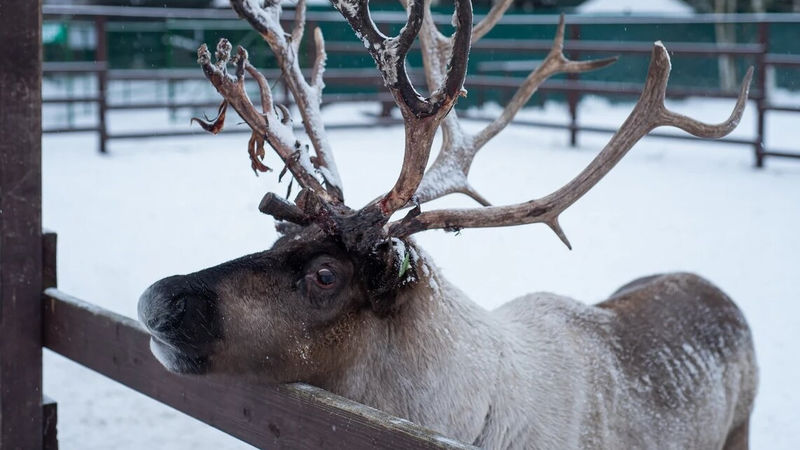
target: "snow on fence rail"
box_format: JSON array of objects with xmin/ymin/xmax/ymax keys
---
[{"xmin": 40, "ymin": 5, "xmax": 800, "ymax": 167}]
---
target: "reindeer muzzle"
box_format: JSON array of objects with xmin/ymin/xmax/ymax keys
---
[{"xmin": 138, "ymin": 274, "xmax": 221, "ymax": 374}]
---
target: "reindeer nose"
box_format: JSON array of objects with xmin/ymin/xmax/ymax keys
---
[
  {"xmin": 138, "ymin": 275, "xmax": 220, "ymax": 345},
  {"xmin": 141, "ymin": 291, "xmax": 187, "ymax": 333}
]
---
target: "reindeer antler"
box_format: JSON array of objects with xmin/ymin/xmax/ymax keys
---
[
  {"xmin": 195, "ymin": 0, "xmax": 473, "ymax": 252},
  {"xmin": 197, "ymin": 41, "xmax": 333, "ymax": 201},
  {"xmin": 196, "ymin": 0, "xmax": 751, "ymax": 256},
  {"xmin": 195, "ymin": 0, "xmax": 343, "ymax": 202},
  {"xmin": 331, "ymin": 0, "xmax": 473, "ymax": 219},
  {"xmin": 413, "ymin": 13, "xmax": 617, "ymax": 206},
  {"xmin": 389, "ymin": 43, "xmax": 753, "ymax": 248}
]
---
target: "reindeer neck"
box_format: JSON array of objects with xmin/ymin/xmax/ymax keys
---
[{"xmin": 325, "ymin": 247, "xmax": 504, "ymax": 443}]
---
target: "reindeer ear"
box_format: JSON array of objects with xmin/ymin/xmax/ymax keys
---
[{"xmin": 358, "ymin": 238, "xmax": 417, "ymax": 317}]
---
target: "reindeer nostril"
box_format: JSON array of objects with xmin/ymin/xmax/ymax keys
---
[
  {"xmin": 139, "ymin": 274, "xmax": 221, "ymax": 349},
  {"xmin": 146, "ymin": 295, "xmax": 188, "ymax": 333}
]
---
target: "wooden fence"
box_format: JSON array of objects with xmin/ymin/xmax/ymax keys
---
[
  {"xmin": 40, "ymin": 5, "xmax": 800, "ymax": 167},
  {"xmin": 1, "ymin": 2, "xmax": 477, "ymax": 448}
]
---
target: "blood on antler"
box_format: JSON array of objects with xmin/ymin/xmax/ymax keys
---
[{"xmin": 195, "ymin": 0, "xmax": 751, "ymax": 253}]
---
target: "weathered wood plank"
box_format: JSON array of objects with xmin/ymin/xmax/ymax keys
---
[
  {"xmin": 42, "ymin": 395, "xmax": 58, "ymax": 450},
  {"xmin": 42, "ymin": 289, "xmax": 475, "ymax": 449},
  {"xmin": 0, "ymin": 1, "xmax": 44, "ymax": 448},
  {"xmin": 42, "ymin": 231, "xmax": 57, "ymax": 290}
]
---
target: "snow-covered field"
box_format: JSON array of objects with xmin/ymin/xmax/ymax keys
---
[{"xmin": 42, "ymin": 97, "xmax": 799, "ymax": 449}]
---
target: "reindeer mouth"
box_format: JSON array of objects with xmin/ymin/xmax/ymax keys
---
[{"xmin": 148, "ymin": 335, "xmax": 209, "ymax": 375}]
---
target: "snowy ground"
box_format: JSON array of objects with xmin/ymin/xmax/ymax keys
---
[{"xmin": 42, "ymin": 96, "xmax": 799, "ymax": 449}]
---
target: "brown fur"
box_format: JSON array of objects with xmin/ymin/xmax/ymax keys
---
[
  {"xmin": 723, "ymin": 420, "xmax": 750, "ymax": 450},
  {"xmin": 597, "ymin": 273, "xmax": 757, "ymax": 447}
]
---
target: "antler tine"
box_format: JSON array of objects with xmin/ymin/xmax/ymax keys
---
[
  {"xmin": 390, "ymin": 43, "xmax": 753, "ymax": 249},
  {"xmin": 413, "ymin": 0, "xmax": 512, "ymax": 152},
  {"xmin": 196, "ymin": 41, "xmax": 333, "ymax": 207},
  {"xmin": 332, "ymin": 0, "xmax": 469, "ymax": 119},
  {"xmin": 230, "ymin": 0, "xmax": 344, "ymax": 201},
  {"xmin": 414, "ymin": 14, "xmax": 617, "ymax": 206},
  {"xmin": 311, "ymin": 27, "xmax": 327, "ymax": 95},
  {"xmin": 291, "ymin": 0, "xmax": 307, "ymax": 55},
  {"xmin": 333, "ymin": 0, "xmax": 472, "ymax": 220},
  {"xmin": 242, "ymin": 58, "xmax": 273, "ymax": 115},
  {"xmin": 472, "ymin": 0, "xmax": 513, "ymax": 42},
  {"xmin": 473, "ymin": 14, "xmax": 617, "ymax": 149}
]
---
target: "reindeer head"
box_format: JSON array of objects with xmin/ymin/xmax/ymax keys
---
[
  {"xmin": 138, "ymin": 224, "xmax": 420, "ymax": 381},
  {"xmin": 138, "ymin": 0, "xmax": 751, "ymax": 382}
]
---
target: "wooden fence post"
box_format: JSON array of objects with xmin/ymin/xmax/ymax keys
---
[
  {"xmin": 755, "ymin": 21, "xmax": 769, "ymax": 168},
  {"xmin": 95, "ymin": 16, "xmax": 109, "ymax": 154},
  {"xmin": 567, "ymin": 24, "xmax": 581, "ymax": 147},
  {"xmin": 0, "ymin": 0, "xmax": 44, "ymax": 448}
]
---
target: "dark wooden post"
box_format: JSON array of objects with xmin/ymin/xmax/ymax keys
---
[
  {"xmin": 42, "ymin": 231, "xmax": 58, "ymax": 450},
  {"xmin": 567, "ymin": 24, "xmax": 581, "ymax": 147},
  {"xmin": 95, "ymin": 17, "xmax": 109, "ymax": 154},
  {"xmin": 755, "ymin": 21, "xmax": 769, "ymax": 168},
  {"xmin": 0, "ymin": 0, "xmax": 44, "ymax": 448}
]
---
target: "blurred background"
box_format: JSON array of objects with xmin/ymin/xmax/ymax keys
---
[{"xmin": 41, "ymin": 0, "xmax": 799, "ymax": 163}]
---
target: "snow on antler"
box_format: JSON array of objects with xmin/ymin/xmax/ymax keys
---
[
  {"xmin": 228, "ymin": 0, "xmax": 343, "ymax": 201},
  {"xmin": 194, "ymin": 0, "xmax": 751, "ymax": 255},
  {"xmin": 196, "ymin": 40, "xmax": 332, "ymax": 203},
  {"xmin": 331, "ymin": 0, "xmax": 473, "ymax": 220}
]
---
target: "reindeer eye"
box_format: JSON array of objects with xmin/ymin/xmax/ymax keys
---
[{"xmin": 315, "ymin": 268, "xmax": 336, "ymax": 287}]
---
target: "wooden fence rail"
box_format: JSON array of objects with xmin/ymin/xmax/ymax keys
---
[
  {"xmin": 42, "ymin": 286, "xmax": 474, "ymax": 449},
  {"xmin": 40, "ymin": 6, "xmax": 800, "ymax": 167},
  {"xmin": 37, "ymin": 231, "xmax": 475, "ymax": 448}
]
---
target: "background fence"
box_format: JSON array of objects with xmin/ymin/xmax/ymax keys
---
[{"xmin": 41, "ymin": 5, "xmax": 800, "ymax": 167}]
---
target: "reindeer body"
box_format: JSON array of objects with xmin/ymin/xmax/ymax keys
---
[
  {"xmin": 138, "ymin": 0, "xmax": 758, "ymax": 447},
  {"xmin": 318, "ymin": 247, "xmax": 756, "ymax": 449}
]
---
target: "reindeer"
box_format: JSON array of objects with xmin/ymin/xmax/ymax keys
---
[{"xmin": 138, "ymin": 0, "xmax": 758, "ymax": 448}]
